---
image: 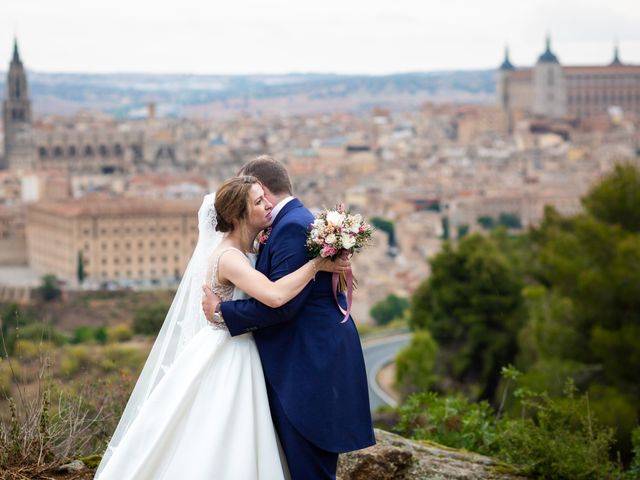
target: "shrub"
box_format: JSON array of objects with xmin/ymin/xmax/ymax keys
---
[
  {"xmin": 107, "ymin": 324, "xmax": 133, "ymax": 343},
  {"xmin": 370, "ymin": 294, "xmax": 409, "ymax": 326},
  {"xmin": 0, "ymin": 359, "xmax": 12, "ymax": 395},
  {"xmin": 628, "ymin": 427, "xmax": 640, "ymax": 479},
  {"xmin": 7, "ymin": 323, "xmax": 68, "ymax": 353},
  {"xmin": 133, "ymin": 303, "xmax": 169, "ymax": 335},
  {"xmin": 94, "ymin": 326, "xmax": 108, "ymax": 345},
  {"xmin": 71, "ymin": 325, "xmax": 95, "ymax": 344},
  {"xmin": 37, "ymin": 274, "xmax": 62, "ymax": 302},
  {"xmin": 100, "ymin": 345, "xmax": 146, "ymax": 373},
  {"xmin": 395, "ymin": 330, "xmax": 438, "ymax": 398},
  {"xmin": 60, "ymin": 345, "xmax": 92, "ymax": 376},
  {"xmin": 395, "ymin": 391, "xmax": 499, "ymax": 455},
  {"xmin": 497, "ymin": 380, "xmax": 620, "ymax": 479},
  {"xmin": 13, "ymin": 340, "xmax": 46, "ymax": 361},
  {"xmin": 392, "ymin": 370, "xmax": 624, "ymax": 478}
]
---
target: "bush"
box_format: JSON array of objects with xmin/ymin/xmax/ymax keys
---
[
  {"xmin": 100, "ymin": 345, "xmax": 146, "ymax": 373},
  {"xmin": 94, "ymin": 326, "xmax": 108, "ymax": 345},
  {"xmin": 60, "ymin": 345, "xmax": 92, "ymax": 376},
  {"xmin": 497, "ymin": 380, "xmax": 620, "ymax": 479},
  {"xmin": 392, "ymin": 370, "xmax": 623, "ymax": 478},
  {"xmin": 107, "ymin": 324, "xmax": 133, "ymax": 343},
  {"xmin": 13, "ymin": 339, "xmax": 54, "ymax": 361},
  {"xmin": 133, "ymin": 303, "xmax": 169, "ymax": 335},
  {"xmin": 71, "ymin": 326, "xmax": 95, "ymax": 344},
  {"xmin": 395, "ymin": 391, "xmax": 499, "ymax": 455},
  {"xmin": 0, "ymin": 359, "xmax": 22, "ymax": 388},
  {"xmin": 37, "ymin": 274, "xmax": 62, "ymax": 302},
  {"xmin": 628, "ymin": 427, "xmax": 640, "ymax": 479},
  {"xmin": 370, "ymin": 294, "xmax": 409, "ymax": 326},
  {"xmin": 0, "ymin": 359, "xmax": 12, "ymax": 395},
  {"xmin": 6, "ymin": 323, "xmax": 67, "ymax": 355},
  {"xmin": 395, "ymin": 330, "xmax": 438, "ymax": 397}
]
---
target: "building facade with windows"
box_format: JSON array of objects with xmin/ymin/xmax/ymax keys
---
[
  {"xmin": 26, "ymin": 197, "xmax": 200, "ymax": 287},
  {"xmin": 497, "ymin": 37, "xmax": 640, "ymax": 122}
]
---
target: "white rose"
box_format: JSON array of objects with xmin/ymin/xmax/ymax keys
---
[
  {"xmin": 325, "ymin": 233, "xmax": 337, "ymax": 244},
  {"xmin": 341, "ymin": 234, "xmax": 355, "ymax": 249},
  {"xmin": 326, "ymin": 211, "xmax": 345, "ymax": 227},
  {"xmin": 350, "ymin": 222, "xmax": 361, "ymax": 234}
]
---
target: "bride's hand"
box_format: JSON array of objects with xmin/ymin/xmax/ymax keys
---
[{"xmin": 315, "ymin": 257, "xmax": 350, "ymax": 274}]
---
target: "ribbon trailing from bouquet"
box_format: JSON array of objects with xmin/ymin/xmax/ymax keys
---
[{"xmin": 332, "ymin": 268, "xmax": 354, "ymax": 323}]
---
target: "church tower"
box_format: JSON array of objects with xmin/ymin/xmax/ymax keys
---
[
  {"xmin": 2, "ymin": 38, "xmax": 35, "ymax": 170},
  {"xmin": 496, "ymin": 46, "xmax": 515, "ymax": 133},
  {"xmin": 533, "ymin": 35, "xmax": 567, "ymax": 118}
]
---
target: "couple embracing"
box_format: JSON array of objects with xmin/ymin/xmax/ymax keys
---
[{"xmin": 95, "ymin": 156, "xmax": 375, "ymax": 479}]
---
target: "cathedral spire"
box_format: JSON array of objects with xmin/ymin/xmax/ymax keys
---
[
  {"xmin": 12, "ymin": 38, "xmax": 21, "ymax": 64},
  {"xmin": 537, "ymin": 33, "xmax": 559, "ymax": 64},
  {"xmin": 611, "ymin": 40, "xmax": 622, "ymax": 66},
  {"xmin": 499, "ymin": 45, "xmax": 515, "ymax": 71}
]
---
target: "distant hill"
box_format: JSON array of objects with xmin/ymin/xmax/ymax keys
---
[{"xmin": 0, "ymin": 70, "xmax": 496, "ymax": 118}]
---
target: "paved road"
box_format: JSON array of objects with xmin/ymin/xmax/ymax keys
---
[{"xmin": 362, "ymin": 333, "xmax": 411, "ymax": 412}]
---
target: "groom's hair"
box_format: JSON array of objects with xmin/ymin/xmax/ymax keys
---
[{"xmin": 238, "ymin": 155, "xmax": 292, "ymax": 196}]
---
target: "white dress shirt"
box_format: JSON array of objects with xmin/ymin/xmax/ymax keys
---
[{"xmin": 270, "ymin": 196, "xmax": 294, "ymax": 222}]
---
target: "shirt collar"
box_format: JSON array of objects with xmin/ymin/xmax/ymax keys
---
[{"xmin": 270, "ymin": 196, "xmax": 295, "ymax": 222}]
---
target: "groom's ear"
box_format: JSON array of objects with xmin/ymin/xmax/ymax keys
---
[{"xmin": 260, "ymin": 183, "xmax": 275, "ymax": 199}]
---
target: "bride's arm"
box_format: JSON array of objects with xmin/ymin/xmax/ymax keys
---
[{"xmin": 218, "ymin": 250, "xmax": 346, "ymax": 308}]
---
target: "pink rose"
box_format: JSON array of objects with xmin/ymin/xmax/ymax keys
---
[{"xmin": 321, "ymin": 245, "xmax": 337, "ymax": 257}]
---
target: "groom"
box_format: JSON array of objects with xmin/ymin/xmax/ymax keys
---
[{"xmin": 202, "ymin": 155, "xmax": 375, "ymax": 479}]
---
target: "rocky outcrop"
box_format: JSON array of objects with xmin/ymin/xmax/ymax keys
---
[{"xmin": 337, "ymin": 429, "xmax": 527, "ymax": 480}]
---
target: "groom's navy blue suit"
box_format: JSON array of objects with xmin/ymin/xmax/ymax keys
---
[{"xmin": 221, "ymin": 198, "xmax": 375, "ymax": 478}]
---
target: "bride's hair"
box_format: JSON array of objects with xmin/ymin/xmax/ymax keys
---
[{"xmin": 214, "ymin": 175, "xmax": 259, "ymax": 232}]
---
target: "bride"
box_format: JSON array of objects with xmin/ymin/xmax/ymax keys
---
[{"xmin": 95, "ymin": 176, "xmax": 348, "ymax": 479}]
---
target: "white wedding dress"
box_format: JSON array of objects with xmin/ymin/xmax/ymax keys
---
[{"xmin": 95, "ymin": 249, "xmax": 288, "ymax": 480}]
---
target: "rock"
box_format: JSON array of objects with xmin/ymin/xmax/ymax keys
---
[
  {"xmin": 337, "ymin": 429, "xmax": 527, "ymax": 480},
  {"xmin": 55, "ymin": 459, "xmax": 87, "ymax": 473}
]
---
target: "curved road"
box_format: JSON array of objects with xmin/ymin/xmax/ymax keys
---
[{"xmin": 362, "ymin": 333, "xmax": 411, "ymax": 412}]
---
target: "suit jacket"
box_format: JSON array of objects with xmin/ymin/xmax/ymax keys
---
[{"xmin": 220, "ymin": 198, "xmax": 375, "ymax": 453}]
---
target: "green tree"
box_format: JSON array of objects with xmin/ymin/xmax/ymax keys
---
[
  {"xmin": 410, "ymin": 233, "xmax": 524, "ymax": 401},
  {"xmin": 583, "ymin": 162, "xmax": 640, "ymax": 232},
  {"xmin": 477, "ymin": 215, "xmax": 495, "ymax": 230},
  {"xmin": 371, "ymin": 217, "xmax": 396, "ymax": 247},
  {"xmin": 77, "ymin": 251, "xmax": 86, "ymax": 285},
  {"xmin": 133, "ymin": 303, "xmax": 170, "ymax": 335},
  {"xmin": 395, "ymin": 330, "xmax": 439, "ymax": 397},
  {"xmin": 441, "ymin": 216, "xmax": 449, "ymax": 240},
  {"xmin": 37, "ymin": 274, "xmax": 61, "ymax": 302},
  {"xmin": 498, "ymin": 213, "xmax": 522, "ymax": 229},
  {"xmin": 94, "ymin": 325, "xmax": 108, "ymax": 345},
  {"xmin": 369, "ymin": 294, "xmax": 409, "ymax": 326},
  {"xmin": 516, "ymin": 164, "xmax": 640, "ymax": 461}
]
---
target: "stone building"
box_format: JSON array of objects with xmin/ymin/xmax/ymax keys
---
[
  {"xmin": 2, "ymin": 39, "xmax": 35, "ymax": 170},
  {"xmin": 497, "ymin": 37, "xmax": 640, "ymax": 122},
  {"xmin": 26, "ymin": 197, "xmax": 201, "ymax": 287},
  {"xmin": 0, "ymin": 204, "xmax": 27, "ymax": 265}
]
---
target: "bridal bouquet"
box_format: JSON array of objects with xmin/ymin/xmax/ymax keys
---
[{"xmin": 306, "ymin": 204, "xmax": 373, "ymax": 322}]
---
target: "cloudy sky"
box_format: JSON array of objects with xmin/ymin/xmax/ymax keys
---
[{"xmin": 1, "ymin": 0, "xmax": 639, "ymax": 74}]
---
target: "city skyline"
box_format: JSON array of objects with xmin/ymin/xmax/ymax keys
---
[{"xmin": 1, "ymin": 0, "xmax": 640, "ymax": 75}]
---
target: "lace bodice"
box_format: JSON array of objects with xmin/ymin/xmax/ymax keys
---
[{"xmin": 208, "ymin": 247, "xmax": 256, "ymax": 303}]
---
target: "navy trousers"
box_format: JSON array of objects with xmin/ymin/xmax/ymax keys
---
[{"xmin": 266, "ymin": 383, "xmax": 338, "ymax": 480}]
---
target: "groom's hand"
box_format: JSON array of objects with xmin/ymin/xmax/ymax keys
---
[{"xmin": 202, "ymin": 285, "xmax": 221, "ymax": 322}]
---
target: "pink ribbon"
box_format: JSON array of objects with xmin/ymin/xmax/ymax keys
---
[{"xmin": 332, "ymin": 259, "xmax": 354, "ymax": 324}]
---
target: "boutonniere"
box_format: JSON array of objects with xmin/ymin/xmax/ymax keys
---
[{"xmin": 258, "ymin": 227, "xmax": 272, "ymax": 245}]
